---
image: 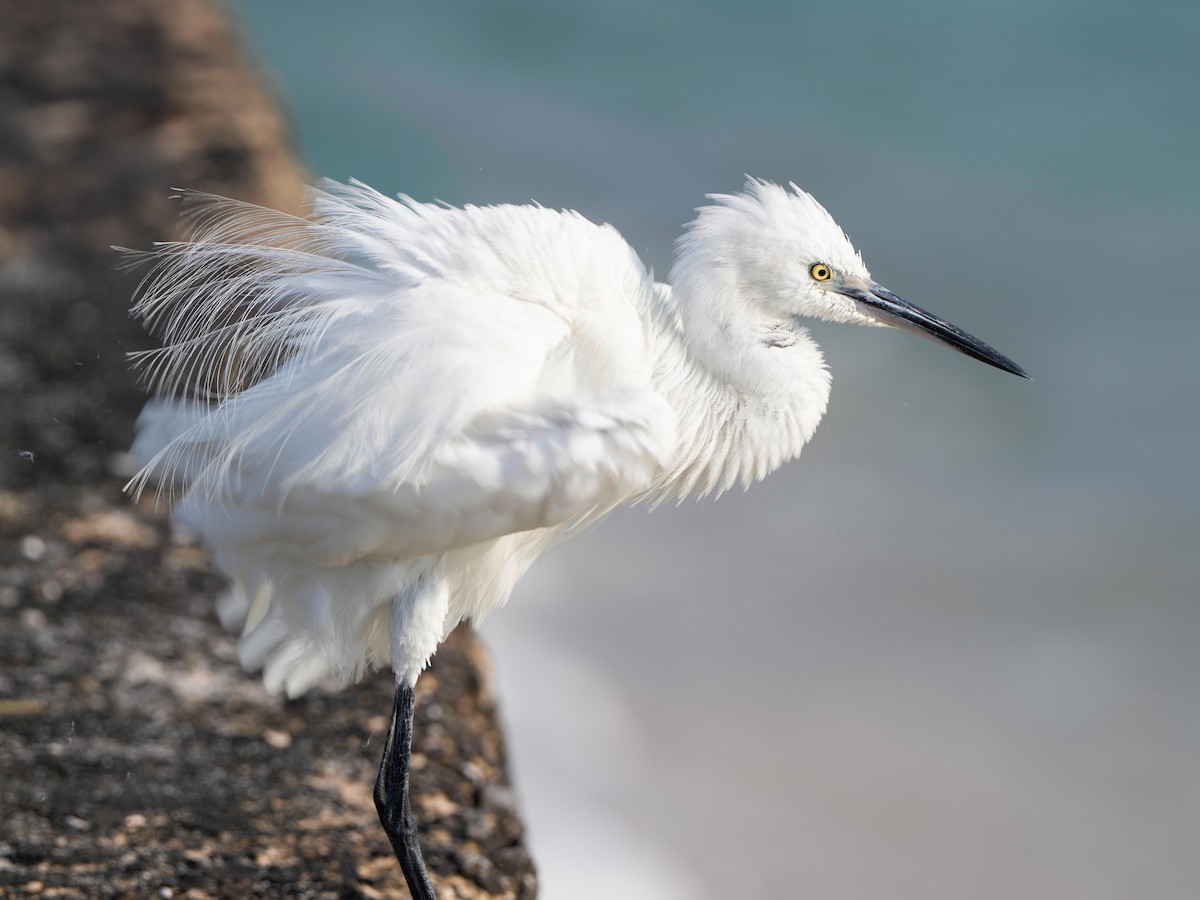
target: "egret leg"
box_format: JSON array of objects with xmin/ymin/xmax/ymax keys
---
[{"xmin": 374, "ymin": 680, "xmax": 437, "ymax": 900}]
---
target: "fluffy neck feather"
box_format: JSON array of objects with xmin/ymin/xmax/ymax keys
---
[{"xmin": 648, "ymin": 283, "xmax": 831, "ymax": 501}]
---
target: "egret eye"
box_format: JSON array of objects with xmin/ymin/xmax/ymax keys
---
[{"xmin": 810, "ymin": 263, "xmax": 832, "ymax": 282}]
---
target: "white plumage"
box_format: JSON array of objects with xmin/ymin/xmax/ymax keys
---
[{"xmin": 128, "ymin": 177, "xmax": 1021, "ymax": 695}]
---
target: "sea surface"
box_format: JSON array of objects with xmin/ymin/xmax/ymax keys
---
[{"xmin": 237, "ymin": 3, "xmax": 1200, "ymax": 897}]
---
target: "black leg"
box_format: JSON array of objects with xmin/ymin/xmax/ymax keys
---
[{"xmin": 374, "ymin": 680, "xmax": 437, "ymax": 900}]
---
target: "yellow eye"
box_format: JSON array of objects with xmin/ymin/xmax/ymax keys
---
[{"xmin": 810, "ymin": 263, "xmax": 832, "ymax": 282}]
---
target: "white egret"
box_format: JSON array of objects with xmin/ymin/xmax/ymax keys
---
[{"xmin": 127, "ymin": 177, "xmax": 1026, "ymax": 898}]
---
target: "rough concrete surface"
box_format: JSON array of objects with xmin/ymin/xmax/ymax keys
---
[{"xmin": 0, "ymin": 2, "xmax": 537, "ymax": 897}]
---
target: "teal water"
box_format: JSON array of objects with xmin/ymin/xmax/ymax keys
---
[{"xmin": 237, "ymin": 3, "xmax": 1200, "ymax": 897}]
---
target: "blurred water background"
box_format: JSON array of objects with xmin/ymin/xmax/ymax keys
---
[{"xmin": 236, "ymin": 2, "xmax": 1199, "ymax": 897}]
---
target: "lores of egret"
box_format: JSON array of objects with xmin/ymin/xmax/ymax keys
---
[{"xmin": 127, "ymin": 177, "xmax": 1025, "ymax": 898}]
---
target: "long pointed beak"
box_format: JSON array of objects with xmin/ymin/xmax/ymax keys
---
[{"xmin": 836, "ymin": 279, "xmax": 1029, "ymax": 378}]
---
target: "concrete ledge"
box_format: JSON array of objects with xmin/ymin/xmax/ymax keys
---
[{"xmin": 0, "ymin": 3, "xmax": 536, "ymax": 897}]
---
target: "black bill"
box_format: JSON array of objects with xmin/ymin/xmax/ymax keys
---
[{"xmin": 837, "ymin": 281, "xmax": 1028, "ymax": 378}]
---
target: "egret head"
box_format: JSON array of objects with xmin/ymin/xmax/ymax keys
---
[{"xmin": 673, "ymin": 178, "xmax": 1027, "ymax": 378}]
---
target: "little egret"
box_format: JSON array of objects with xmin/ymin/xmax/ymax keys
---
[{"xmin": 127, "ymin": 177, "xmax": 1025, "ymax": 898}]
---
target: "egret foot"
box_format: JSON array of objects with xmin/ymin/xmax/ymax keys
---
[{"xmin": 374, "ymin": 680, "xmax": 437, "ymax": 900}]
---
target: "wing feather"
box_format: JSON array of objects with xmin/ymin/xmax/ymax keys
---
[
  {"xmin": 173, "ymin": 388, "xmax": 677, "ymax": 568},
  {"xmin": 128, "ymin": 181, "xmax": 672, "ymax": 687},
  {"xmin": 129, "ymin": 184, "xmax": 590, "ymax": 501}
]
